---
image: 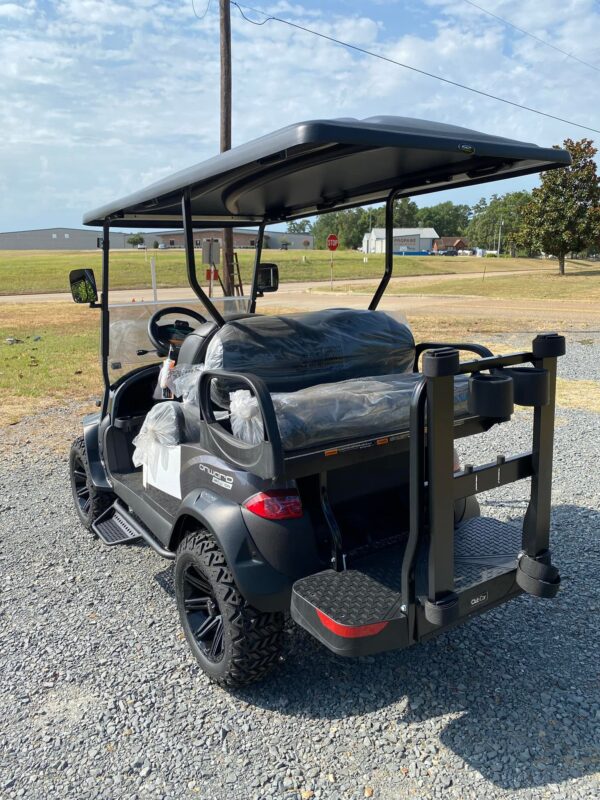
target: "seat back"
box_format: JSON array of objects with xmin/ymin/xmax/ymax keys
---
[{"xmin": 204, "ymin": 308, "xmax": 415, "ymax": 394}]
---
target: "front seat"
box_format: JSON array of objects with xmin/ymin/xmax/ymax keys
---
[{"xmin": 177, "ymin": 312, "xmax": 257, "ymax": 366}]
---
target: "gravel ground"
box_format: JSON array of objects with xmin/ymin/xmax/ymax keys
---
[{"xmin": 1, "ymin": 335, "xmax": 599, "ymax": 800}]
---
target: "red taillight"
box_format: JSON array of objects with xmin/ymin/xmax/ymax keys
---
[
  {"xmin": 316, "ymin": 609, "xmax": 388, "ymax": 638},
  {"xmin": 243, "ymin": 490, "xmax": 303, "ymax": 520}
]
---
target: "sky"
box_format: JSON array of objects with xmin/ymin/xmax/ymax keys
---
[{"xmin": 1, "ymin": 0, "xmax": 599, "ymax": 233}]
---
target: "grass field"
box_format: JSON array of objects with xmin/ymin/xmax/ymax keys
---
[
  {"xmin": 0, "ymin": 248, "xmax": 560, "ymax": 295},
  {"xmin": 2, "ymin": 284, "xmax": 599, "ymax": 423},
  {"xmin": 323, "ymin": 264, "xmax": 600, "ymax": 302}
]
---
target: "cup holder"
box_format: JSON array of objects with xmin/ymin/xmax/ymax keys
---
[
  {"xmin": 500, "ymin": 367, "xmax": 549, "ymax": 407},
  {"xmin": 468, "ymin": 373, "xmax": 514, "ymax": 419}
]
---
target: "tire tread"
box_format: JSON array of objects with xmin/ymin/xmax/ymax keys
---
[{"xmin": 177, "ymin": 529, "xmax": 283, "ymax": 687}]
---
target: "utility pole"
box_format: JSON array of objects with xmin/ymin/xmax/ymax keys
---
[
  {"xmin": 497, "ymin": 218, "xmax": 504, "ymax": 258},
  {"xmin": 220, "ymin": 0, "xmax": 234, "ymax": 296}
]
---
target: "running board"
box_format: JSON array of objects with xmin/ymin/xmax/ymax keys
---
[{"xmin": 92, "ymin": 502, "xmax": 175, "ymax": 560}]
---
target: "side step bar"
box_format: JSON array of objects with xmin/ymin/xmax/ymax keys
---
[{"xmin": 92, "ymin": 501, "xmax": 175, "ymax": 560}]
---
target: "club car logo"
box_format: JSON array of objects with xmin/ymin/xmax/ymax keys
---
[
  {"xmin": 470, "ymin": 591, "xmax": 489, "ymax": 608},
  {"xmin": 198, "ymin": 464, "xmax": 233, "ymax": 491}
]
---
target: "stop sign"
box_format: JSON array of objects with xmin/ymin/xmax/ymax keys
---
[{"xmin": 327, "ymin": 233, "xmax": 339, "ymax": 251}]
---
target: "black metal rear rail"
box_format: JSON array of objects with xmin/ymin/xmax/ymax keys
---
[{"xmin": 405, "ymin": 334, "xmax": 565, "ymax": 627}]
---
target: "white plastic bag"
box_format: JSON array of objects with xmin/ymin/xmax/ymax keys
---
[
  {"xmin": 132, "ymin": 402, "xmax": 181, "ymax": 468},
  {"xmin": 229, "ymin": 390, "xmax": 264, "ymax": 444}
]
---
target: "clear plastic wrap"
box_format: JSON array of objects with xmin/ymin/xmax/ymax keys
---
[
  {"xmin": 229, "ymin": 373, "xmax": 470, "ymax": 451},
  {"xmin": 172, "ymin": 364, "xmax": 205, "ymax": 404},
  {"xmin": 132, "ymin": 402, "xmax": 182, "ymax": 467},
  {"xmin": 229, "ymin": 389, "xmax": 264, "ymax": 444},
  {"xmin": 205, "ymin": 309, "xmax": 416, "ymax": 397}
]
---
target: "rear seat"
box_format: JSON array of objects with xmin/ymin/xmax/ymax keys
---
[
  {"xmin": 203, "ymin": 308, "xmax": 416, "ymax": 402},
  {"xmin": 136, "ymin": 309, "xmax": 417, "ymax": 460}
]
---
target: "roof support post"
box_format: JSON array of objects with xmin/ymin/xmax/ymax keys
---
[
  {"xmin": 249, "ymin": 223, "xmax": 265, "ymax": 313},
  {"xmin": 368, "ymin": 190, "xmax": 396, "ymax": 310},
  {"xmin": 181, "ymin": 192, "xmax": 225, "ymax": 327},
  {"xmin": 100, "ymin": 220, "xmax": 111, "ymax": 415}
]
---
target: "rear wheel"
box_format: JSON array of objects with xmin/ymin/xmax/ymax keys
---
[
  {"xmin": 175, "ymin": 529, "xmax": 284, "ymax": 687},
  {"xmin": 69, "ymin": 436, "xmax": 114, "ymax": 530}
]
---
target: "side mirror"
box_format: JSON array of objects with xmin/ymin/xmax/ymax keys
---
[
  {"xmin": 256, "ymin": 263, "xmax": 279, "ymax": 294},
  {"xmin": 69, "ymin": 269, "xmax": 98, "ymax": 304}
]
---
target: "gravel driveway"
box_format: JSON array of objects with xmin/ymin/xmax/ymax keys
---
[{"xmin": 1, "ymin": 335, "xmax": 599, "ymax": 800}]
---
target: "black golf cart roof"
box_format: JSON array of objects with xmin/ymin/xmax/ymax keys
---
[{"xmin": 83, "ymin": 116, "xmax": 570, "ymax": 228}]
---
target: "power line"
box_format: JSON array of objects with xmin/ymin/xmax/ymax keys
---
[
  {"xmin": 191, "ymin": 0, "xmax": 211, "ymax": 21},
  {"xmin": 460, "ymin": 0, "xmax": 600, "ymax": 74},
  {"xmin": 231, "ymin": 2, "xmax": 600, "ymax": 135}
]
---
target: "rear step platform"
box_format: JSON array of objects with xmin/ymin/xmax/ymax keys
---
[
  {"xmin": 291, "ymin": 517, "xmax": 523, "ymax": 656},
  {"xmin": 93, "ymin": 504, "xmax": 142, "ymax": 545}
]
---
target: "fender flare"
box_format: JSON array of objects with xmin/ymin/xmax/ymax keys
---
[
  {"xmin": 83, "ymin": 414, "xmax": 112, "ymax": 491},
  {"xmin": 171, "ymin": 490, "xmax": 292, "ymax": 612}
]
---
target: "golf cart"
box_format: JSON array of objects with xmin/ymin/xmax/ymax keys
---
[{"xmin": 69, "ymin": 117, "xmax": 569, "ymax": 687}]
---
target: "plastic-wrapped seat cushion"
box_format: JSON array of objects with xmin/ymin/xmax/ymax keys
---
[
  {"xmin": 205, "ymin": 309, "xmax": 415, "ymax": 400},
  {"xmin": 230, "ymin": 372, "xmax": 470, "ymax": 451}
]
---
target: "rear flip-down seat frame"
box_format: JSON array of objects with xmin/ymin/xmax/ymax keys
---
[{"xmin": 196, "ymin": 332, "xmax": 565, "ymax": 655}]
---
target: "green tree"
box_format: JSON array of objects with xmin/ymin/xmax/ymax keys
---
[
  {"xmin": 312, "ymin": 208, "xmax": 370, "ymax": 249},
  {"xmin": 468, "ymin": 192, "xmax": 531, "ymax": 255},
  {"xmin": 371, "ymin": 198, "xmax": 420, "ymax": 228},
  {"xmin": 416, "ymin": 201, "xmax": 470, "ymax": 236},
  {"xmin": 518, "ymin": 139, "xmax": 600, "ymax": 274},
  {"xmin": 127, "ymin": 233, "xmax": 145, "ymax": 247},
  {"xmin": 286, "ymin": 219, "xmax": 312, "ymax": 234}
]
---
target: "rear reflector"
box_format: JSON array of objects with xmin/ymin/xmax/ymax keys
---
[
  {"xmin": 316, "ymin": 609, "xmax": 389, "ymax": 638},
  {"xmin": 243, "ymin": 490, "xmax": 303, "ymax": 520}
]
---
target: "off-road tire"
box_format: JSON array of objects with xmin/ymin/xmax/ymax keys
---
[
  {"xmin": 175, "ymin": 529, "xmax": 284, "ymax": 687},
  {"xmin": 69, "ymin": 436, "xmax": 114, "ymax": 530}
]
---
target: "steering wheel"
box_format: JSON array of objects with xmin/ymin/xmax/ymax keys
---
[{"xmin": 147, "ymin": 306, "xmax": 207, "ymax": 357}]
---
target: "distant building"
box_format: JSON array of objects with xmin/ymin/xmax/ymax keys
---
[
  {"xmin": 150, "ymin": 228, "xmax": 314, "ymax": 250},
  {"xmin": 0, "ymin": 226, "xmax": 315, "ymax": 251},
  {"xmin": 362, "ymin": 227, "xmax": 439, "ymax": 255},
  {"xmin": 433, "ymin": 236, "xmax": 469, "ymax": 253},
  {"xmin": 0, "ymin": 227, "xmax": 136, "ymax": 250}
]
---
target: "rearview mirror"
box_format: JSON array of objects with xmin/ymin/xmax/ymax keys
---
[
  {"xmin": 256, "ymin": 263, "xmax": 279, "ymax": 294},
  {"xmin": 69, "ymin": 269, "xmax": 98, "ymax": 304}
]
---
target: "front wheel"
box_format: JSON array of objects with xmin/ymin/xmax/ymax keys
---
[
  {"xmin": 69, "ymin": 436, "xmax": 114, "ymax": 530},
  {"xmin": 175, "ymin": 530, "xmax": 284, "ymax": 687}
]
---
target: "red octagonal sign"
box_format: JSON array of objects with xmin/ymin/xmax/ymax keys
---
[{"xmin": 327, "ymin": 233, "xmax": 339, "ymax": 251}]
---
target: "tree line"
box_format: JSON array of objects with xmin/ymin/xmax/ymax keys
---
[{"xmin": 288, "ymin": 138, "xmax": 600, "ymax": 274}]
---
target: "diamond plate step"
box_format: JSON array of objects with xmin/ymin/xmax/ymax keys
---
[
  {"xmin": 92, "ymin": 504, "xmax": 142, "ymax": 546},
  {"xmin": 291, "ymin": 516, "xmax": 523, "ymax": 656}
]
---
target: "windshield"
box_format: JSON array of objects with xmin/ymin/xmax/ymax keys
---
[
  {"xmin": 108, "ymin": 296, "xmax": 250, "ymax": 381},
  {"xmin": 106, "ymin": 246, "xmax": 252, "ymax": 381}
]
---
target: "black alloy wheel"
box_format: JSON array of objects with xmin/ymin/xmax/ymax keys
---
[
  {"xmin": 69, "ymin": 436, "xmax": 114, "ymax": 530},
  {"xmin": 182, "ymin": 564, "xmax": 225, "ymax": 662}
]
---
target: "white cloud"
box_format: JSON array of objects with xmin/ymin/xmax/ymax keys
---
[
  {"xmin": 0, "ymin": 0, "xmax": 599, "ymax": 229},
  {"xmin": 0, "ymin": 3, "xmax": 34, "ymax": 20}
]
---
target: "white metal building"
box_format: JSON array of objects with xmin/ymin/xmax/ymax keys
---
[
  {"xmin": 362, "ymin": 227, "xmax": 439, "ymax": 255},
  {"xmin": 0, "ymin": 227, "xmax": 136, "ymax": 250}
]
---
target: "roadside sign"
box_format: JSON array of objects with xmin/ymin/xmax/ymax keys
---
[
  {"xmin": 327, "ymin": 233, "xmax": 338, "ymax": 289},
  {"xmin": 202, "ymin": 238, "xmax": 220, "ymax": 265}
]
